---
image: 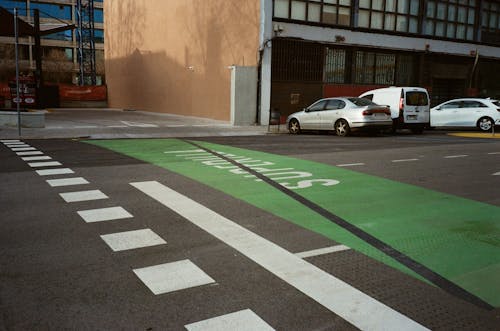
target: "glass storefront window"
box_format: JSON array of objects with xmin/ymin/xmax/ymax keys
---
[
  {"xmin": 274, "ymin": 0, "xmax": 289, "ymax": 18},
  {"xmin": 291, "ymin": 1, "xmax": 306, "ymax": 20}
]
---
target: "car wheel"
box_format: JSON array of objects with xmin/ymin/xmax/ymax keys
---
[
  {"xmin": 288, "ymin": 118, "xmax": 301, "ymax": 134},
  {"xmin": 477, "ymin": 117, "xmax": 493, "ymax": 132},
  {"xmin": 335, "ymin": 119, "xmax": 350, "ymax": 137}
]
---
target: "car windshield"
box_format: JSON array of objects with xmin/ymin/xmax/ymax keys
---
[
  {"xmin": 406, "ymin": 92, "xmax": 428, "ymax": 106},
  {"xmin": 348, "ymin": 97, "xmax": 377, "ymax": 106}
]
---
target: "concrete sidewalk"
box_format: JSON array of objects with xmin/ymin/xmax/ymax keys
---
[{"xmin": 0, "ymin": 108, "xmax": 275, "ymax": 140}]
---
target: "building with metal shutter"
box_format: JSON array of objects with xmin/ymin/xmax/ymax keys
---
[{"xmin": 103, "ymin": 0, "xmax": 500, "ymax": 125}]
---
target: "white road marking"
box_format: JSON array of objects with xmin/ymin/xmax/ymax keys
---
[
  {"xmin": 21, "ymin": 156, "xmax": 52, "ymax": 161},
  {"xmin": 164, "ymin": 149, "xmax": 203, "ymax": 154},
  {"xmin": 166, "ymin": 125, "xmax": 186, "ymax": 127},
  {"xmin": 493, "ymin": 172, "xmax": 500, "ymax": 176},
  {"xmin": 120, "ymin": 120, "xmax": 158, "ymax": 128},
  {"xmin": 133, "ymin": 259, "xmax": 215, "ymax": 295},
  {"xmin": 5, "ymin": 142, "xmax": 28, "ymax": 146},
  {"xmin": 59, "ymin": 190, "xmax": 108, "ymax": 202},
  {"xmin": 28, "ymin": 161, "xmax": 62, "ymax": 168},
  {"xmin": 1, "ymin": 139, "xmax": 20, "ymax": 143},
  {"xmin": 16, "ymin": 151, "xmax": 43, "ymax": 156},
  {"xmin": 73, "ymin": 125, "xmax": 98, "ymax": 128},
  {"xmin": 77, "ymin": 206, "xmax": 132, "ymax": 223},
  {"xmin": 36, "ymin": 168, "xmax": 74, "ymax": 176},
  {"xmin": 295, "ymin": 245, "xmax": 351, "ymax": 259},
  {"xmin": 107, "ymin": 125, "xmax": 128, "ymax": 128},
  {"xmin": 185, "ymin": 309, "xmax": 275, "ymax": 331},
  {"xmin": 46, "ymin": 177, "xmax": 89, "ymax": 187},
  {"xmin": 11, "ymin": 147, "xmax": 36, "ymax": 151},
  {"xmin": 391, "ymin": 158, "xmax": 419, "ymax": 163},
  {"xmin": 131, "ymin": 181, "xmax": 428, "ymax": 331},
  {"xmin": 444, "ymin": 155, "xmax": 468, "ymax": 159},
  {"xmin": 487, "ymin": 152, "xmax": 500, "ymax": 155},
  {"xmin": 100, "ymin": 229, "xmax": 166, "ymax": 252},
  {"xmin": 336, "ymin": 163, "xmax": 365, "ymax": 167}
]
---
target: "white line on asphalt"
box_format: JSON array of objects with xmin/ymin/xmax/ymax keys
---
[
  {"xmin": 107, "ymin": 125, "xmax": 128, "ymax": 128},
  {"xmin": 131, "ymin": 181, "xmax": 428, "ymax": 331},
  {"xmin": 185, "ymin": 309, "xmax": 275, "ymax": 331},
  {"xmin": 1, "ymin": 139, "xmax": 20, "ymax": 143},
  {"xmin": 493, "ymin": 172, "xmax": 500, "ymax": 176},
  {"xmin": 46, "ymin": 177, "xmax": 89, "ymax": 187},
  {"xmin": 21, "ymin": 156, "xmax": 52, "ymax": 161},
  {"xmin": 28, "ymin": 161, "xmax": 62, "ymax": 168},
  {"xmin": 11, "ymin": 147, "xmax": 36, "ymax": 151},
  {"xmin": 487, "ymin": 152, "xmax": 500, "ymax": 155},
  {"xmin": 164, "ymin": 149, "xmax": 203, "ymax": 154},
  {"xmin": 59, "ymin": 190, "xmax": 108, "ymax": 202},
  {"xmin": 36, "ymin": 168, "xmax": 74, "ymax": 176},
  {"xmin": 100, "ymin": 229, "xmax": 166, "ymax": 252},
  {"xmin": 5, "ymin": 142, "xmax": 27, "ymax": 146},
  {"xmin": 166, "ymin": 125, "xmax": 186, "ymax": 127},
  {"xmin": 73, "ymin": 125, "xmax": 98, "ymax": 128},
  {"xmin": 77, "ymin": 206, "xmax": 132, "ymax": 223},
  {"xmin": 133, "ymin": 260, "xmax": 215, "ymax": 295},
  {"xmin": 336, "ymin": 163, "xmax": 365, "ymax": 167},
  {"xmin": 16, "ymin": 151, "xmax": 43, "ymax": 156},
  {"xmin": 444, "ymin": 155, "xmax": 468, "ymax": 158},
  {"xmin": 295, "ymin": 245, "xmax": 351, "ymax": 259},
  {"xmin": 391, "ymin": 158, "xmax": 419, "ymax": 163}
]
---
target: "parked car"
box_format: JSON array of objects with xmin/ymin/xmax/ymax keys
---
[
  {"xmin": 286, "ymin": 97, "xmax": 392, "ymax": 136},
  {"xmin": 359, "ymin": 86, "xmax": 430, "ymax": 134},
  {"xmin": 430, "ymin": 98, "xmax": 500, "ymax": 132}
]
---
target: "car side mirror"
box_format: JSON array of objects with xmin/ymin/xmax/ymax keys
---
[{"xmin": 303, "ymin": 108, "xmax": 309, "ymax": 112}]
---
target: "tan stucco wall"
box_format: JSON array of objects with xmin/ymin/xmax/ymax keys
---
[{"xmin": 104, "ymin": 0, "xmax": 260, "ymax": 121}]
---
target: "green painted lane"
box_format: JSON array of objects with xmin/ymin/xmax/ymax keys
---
[{"xmin": 87, "ymin": 138, "xmax": 500, "ymax": 307}]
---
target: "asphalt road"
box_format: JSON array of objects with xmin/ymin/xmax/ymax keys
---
[{"xmin": 0, "ymin": 132, "xmax": 499, "ymax": 330}]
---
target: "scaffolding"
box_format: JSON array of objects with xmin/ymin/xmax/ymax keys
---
[{"xmin": 76, "ymin": 0, "xmax": 96, "ymax": 85}]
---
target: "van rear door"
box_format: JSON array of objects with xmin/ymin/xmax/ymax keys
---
[{"xmin": 403, "ymin": 89, "xmax": 429, "ymax": 124}]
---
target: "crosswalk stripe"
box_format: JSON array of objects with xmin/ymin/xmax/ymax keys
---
[
  {"xmin": 100, "ymin": 229, "xmax": 166, "ymax": 252},
  {"xmin": 133, "ymin": 259, "xmax": 215, "ymax": 295},
  {"xmin": 46, "ymin": 177, "xmax": 89, "ymax": 187},
  {"xmin": 59, "ymin": 190, "xmax": 108, "ymax": 202},
  {"xmin": 28, "ymin": 161, "xmax": 62, "ymax": 168},
  {"xmin": 185, "ymin": 309, "xmax": 275, "ymax": 331},
  {"xmin": 77, "ymin": 206, "xmax": 132, "ymax": 223},
  {"xmin": 11, "ymin": 147, "xmax": 36, "ymax": 151},
  {"xmin": 16, "ymin": 151, "xmax": 43, "ymax": 156},
  {"xmin": 36, "ymin": 168, "xmax": 74, "ymax": 176},
  {"xmin": 131, "ymin": 181, "xmax": 428, "ymax": 331},
  {"xmin": 22, "ymin": 156, "xmax": 52, "ymax": 161}
]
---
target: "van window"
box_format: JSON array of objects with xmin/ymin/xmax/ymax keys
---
[{"xmin": 406, "ymin": 92, "xmax": 428, "ymax": 106}]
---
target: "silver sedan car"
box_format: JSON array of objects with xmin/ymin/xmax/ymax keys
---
[{"xmin": 286, "ymin": 97, "xmax": 392, "ymax": 136}]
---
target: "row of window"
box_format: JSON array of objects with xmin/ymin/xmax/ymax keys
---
[
  {"xmin": 272, "ymin": 39, "xmax": 416, "ymax": 86},
  {"xmin": 274, "ymin": 0, "xmax": 500, "ymax": 44},
  {"xmin": 0, "ymin": 0, "xmax": 103, "ymax": 23},
  {"xmin": 43, "ymin": 29, "xmax": 104, "ymax": 43}
]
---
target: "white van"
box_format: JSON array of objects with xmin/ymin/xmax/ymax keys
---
[{"xmin": 359, "ymin": 87, "xmax": 430, "ymax": 133}]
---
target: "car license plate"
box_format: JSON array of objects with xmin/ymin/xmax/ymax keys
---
[{"xmin": 407, "ymin": 115, "xmax": 417, "ymax": 120}]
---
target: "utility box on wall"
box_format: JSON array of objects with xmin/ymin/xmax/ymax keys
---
[{"xmin": 230, "ymin": 66, "xmax": 257, "ymax": 125}]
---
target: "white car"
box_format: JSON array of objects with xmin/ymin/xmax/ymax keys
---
[
  {"xmin": 430, "ymin": 98, "xmax": 500, "ymax": 132},
  {"xmin": 287, "ymin": 97, "xmax": 392, "ymax": 136}
]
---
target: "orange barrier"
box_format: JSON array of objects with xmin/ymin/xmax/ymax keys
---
[{"xmin": 59, "ymin": 84, "xmax": 107, "ymax": 101}]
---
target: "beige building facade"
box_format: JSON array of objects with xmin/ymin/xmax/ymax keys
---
[{"xmin": 104, "ymin": 0, "xmax": 261, "ymax": 122}]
